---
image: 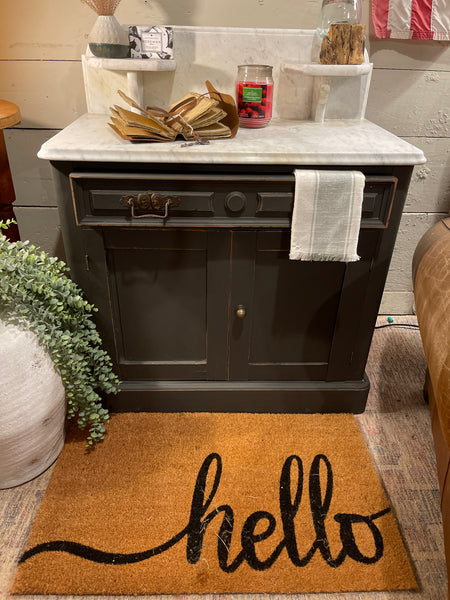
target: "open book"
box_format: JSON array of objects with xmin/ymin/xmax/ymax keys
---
[{"xmin": 109, "ymin": 82, "xmax": 239, "ymax": 142}]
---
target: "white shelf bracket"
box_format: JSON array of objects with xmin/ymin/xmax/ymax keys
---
[
  {"xmin": 127, "ymin": 71, "xmax": 144, "ymax": 108},
  {"xmin": 312, "ymin": 77, "xmax": 331, "ymax": 123}
]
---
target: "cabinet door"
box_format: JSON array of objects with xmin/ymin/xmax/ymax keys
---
[
  {"xmin": 103, "ymin": 228, "xmax": 230, "ymax": 381},
  {"xmin": 228, "ymin": 230, "xmax": 346, "ymax": 381}
]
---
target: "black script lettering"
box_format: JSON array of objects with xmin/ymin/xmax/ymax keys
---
[
  {"xmin": 278, "ymin": 454, "xmax": 307, "ymax": 566},
  {"xmin": 308, "ymin": 454, "xmax": 340, "ymax": 566},
  {"xmin": 185, "ymin": 452, "xmax": 245, "ymax": 572},
  {"xmin": 19, "ymin": 452, "xmax": 391, "ymax": 573},
  {"xmin": 186, "ymin": 452, "xmax": 224, "ymax": 563},
  {"xmin": 241, "ymin": 511, "xmax": 278, "ymax": 570},
  {"xmin": 334, "ymin": 509, "xmax": 390, "ymax": 564}
]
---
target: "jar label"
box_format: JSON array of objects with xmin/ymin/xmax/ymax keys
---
[
  {"xmin": 236, "ymin": 82, "xmax": 273, "ymax": 122},
  {"xmin": 242, "ymin": 87, "xmax": 263, "ymax": 103}
]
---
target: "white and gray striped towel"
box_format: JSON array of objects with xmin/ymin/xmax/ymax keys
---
[{"xmin": 289, "ymin": 170, "xmax": 365, "ymax": 262}]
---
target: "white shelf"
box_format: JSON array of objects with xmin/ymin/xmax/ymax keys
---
[
  {"xmin": 281, "ymin": 56, "xmax": 373, "ymax": 123},
  {"xmin": 83, "ymin": 55, "xmax": 177, "ymax": 72},
  {"xmin": 82, "ymin": 52, "xmax": 177, "ymax": 112},
  {"xmin": 282, "ymin": 62, "xmax": 371, "ymax": 77}
]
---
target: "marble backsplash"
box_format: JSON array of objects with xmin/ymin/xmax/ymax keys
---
[{"xmin": 82, "ymin": 26, "xmax": 372, "ymax": 123}]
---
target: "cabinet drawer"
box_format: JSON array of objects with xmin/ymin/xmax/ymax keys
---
[
  {"xmin": 70, "ymin": 172, "xmax": 397, "ymax": 228},
  {"xmin": 257, "ymin": 176, "xmax": 397, "ymax": 228}
]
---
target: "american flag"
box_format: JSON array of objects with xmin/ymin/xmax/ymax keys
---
[{"xmin": 372, "ymin": 0, "xmax": 450, "ymax": 39}]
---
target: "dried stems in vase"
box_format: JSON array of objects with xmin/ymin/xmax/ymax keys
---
[
  {"xmin": 81, "ymin": 0, "xmax": 123, "ymax": 16},
  {"xmin": 82, "ymin": 0, "xmax": 129, "ymax": 58}
]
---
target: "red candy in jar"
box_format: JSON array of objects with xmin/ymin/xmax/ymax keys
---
[{"xmin": 236, "ymin": 65, "xmax": 273, "ymax": 128}]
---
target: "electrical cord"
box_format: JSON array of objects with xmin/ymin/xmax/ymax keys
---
[
  {"xmin": 374, "ymin": 323, "xmax": 420, "ymax": 330},
  {"xmin": 374, "ymin": 317, "xmax": 420, "ymax": 331}
]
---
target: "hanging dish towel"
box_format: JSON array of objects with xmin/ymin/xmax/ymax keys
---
[{"xmin": 289, "ymin": 170, "xmax": 365, "ymax": 262}]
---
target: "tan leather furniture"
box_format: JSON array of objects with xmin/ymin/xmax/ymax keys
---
[{"xmin": 413, "ymin": 217, "xmax": 450, "ymax": 596}]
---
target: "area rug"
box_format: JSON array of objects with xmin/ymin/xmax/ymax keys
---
[{"xmin": 12, "ymin": 412, "xmax": 417, "ymax": 595}]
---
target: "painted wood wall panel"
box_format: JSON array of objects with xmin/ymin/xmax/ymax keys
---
[
  {"xmin": 0, "ymin": 62, "xmax": 86, "ymax": 128},
  {"xmin": 379, "ymin": 212, "xmax": 447, "ymax": 313},
  {"xmin": 13, "ymin": 207, "xmax": 65, "ymax": 261},
  {"xmin": 5, "ymin": 130, "xmax": 57, "ymax": 207},
  {"xmin": 384, "ymin": 212, "xmax": 446, "ymax": 292},
  {"xmin": 366, "ymin": 69, "xmax": 450, "ymax": 137},
  {"xmin": 404, "ymin": 138, "xmax": 450, "ymax": 214},
  {"xmin": 379, "ymin": 291, "xmax": 414, "ymax": 315},
  {"xmin": 370, "ymin": 40, "xmax": 450, "ymax": 71}
]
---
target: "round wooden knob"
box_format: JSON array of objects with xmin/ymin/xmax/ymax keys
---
[{"xmin": 225, "ymin": 192, "xmax": 246, "ymax": 213}]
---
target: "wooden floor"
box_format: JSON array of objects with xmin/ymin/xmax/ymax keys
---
[{"xmin": 0, "ymin": 316, "xmax": 447, "ymax": 599}]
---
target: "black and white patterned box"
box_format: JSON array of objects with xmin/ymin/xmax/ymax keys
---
[{"xmin": 128, "ymin": 26, "xmax": 174, "ymax": 59}]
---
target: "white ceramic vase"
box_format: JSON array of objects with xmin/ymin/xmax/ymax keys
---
[
  {"xmin": 0, "ymin": 321, "xmax": 66, "ymax": 489},
  {"xmin": 88, "ymin": 15, "xmax": 129, "ymax": 58}
]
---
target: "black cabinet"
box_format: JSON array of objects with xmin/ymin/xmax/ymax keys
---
[{"xmin": 53, "ymin": 163, "xmax": 412, "ymax": 414}]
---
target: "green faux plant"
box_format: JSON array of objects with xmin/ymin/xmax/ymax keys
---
[{"xmin": 0, "ymin": 221, "xmax": 120, "ymax": 446}]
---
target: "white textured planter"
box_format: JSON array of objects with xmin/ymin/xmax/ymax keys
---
[
  {"xmin": 0, "ymin": 321, "xmax": 66, "ymax": 489},
  {"xmin": 88, "ymin": 15, "xmax": 129, "ymax": 58}
]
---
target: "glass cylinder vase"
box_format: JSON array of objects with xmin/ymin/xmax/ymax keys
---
[{"xmin": 311, "ymin": 0, "xmax": 362, "ymax": 62}]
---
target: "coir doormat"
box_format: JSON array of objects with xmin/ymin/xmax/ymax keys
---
[{"xmin": 12, "ymin": 413, "xmax": 417, "ymax": 595}]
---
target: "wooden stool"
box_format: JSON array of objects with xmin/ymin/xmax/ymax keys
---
[{"xmin": 0, "ymin": 100, "xmax": 21, "ymax": 241}]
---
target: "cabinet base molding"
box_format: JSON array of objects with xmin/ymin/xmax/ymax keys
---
[{"xmin": 105, "ymin": 377, "xmax": 370, "ymax": 414}]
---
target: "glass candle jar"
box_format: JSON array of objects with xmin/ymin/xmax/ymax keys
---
[{"xmin": 236, "ymin": 65, "xmax": 274, "ymax": 128}]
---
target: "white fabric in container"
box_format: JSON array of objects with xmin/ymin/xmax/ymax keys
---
[{"xmin": 289, "ymin": 170, "xmax": 365, "ymax": 262}]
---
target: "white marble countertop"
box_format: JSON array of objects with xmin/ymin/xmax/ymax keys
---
[{"xmin": 38, "ymin": 113, "xmax": 426, "ymax": 166}]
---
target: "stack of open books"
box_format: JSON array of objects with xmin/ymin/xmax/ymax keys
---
[{"xmin": 109, "ymin": 82, "xmax": 239, "ymax": 142}]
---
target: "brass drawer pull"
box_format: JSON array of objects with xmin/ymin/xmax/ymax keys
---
[
  {"xmin": 235, "ymin": 304, "xmax": 247, "ymax": 319},
  {"xmin": 120, "ymin": 192, "xmax": 181, "ymax": 219}
]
